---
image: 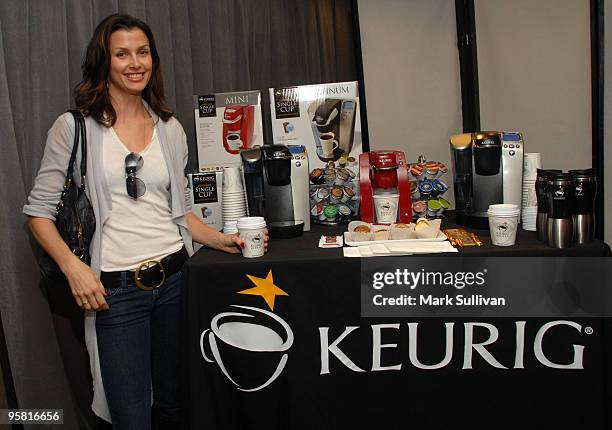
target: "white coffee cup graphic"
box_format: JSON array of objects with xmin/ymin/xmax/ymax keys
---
[
  {"xmin": 319, "ymin": 132, "xmax": 338, "ymax": 157},
  {"xmin": 200, "ymin": 305, "xmax": 294, "ymax": 392},
  {"xmin": 226, "ymin": 133, "xmax": 243, "ymax": 151}
]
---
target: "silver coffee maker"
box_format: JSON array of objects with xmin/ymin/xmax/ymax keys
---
[
  {"xmin": 308, "ymin": 98, "xmax": 357, "ymax": 162},
  {"xmin": 450, "ymin": 131, "xmax": 524, "ymax": 229}
]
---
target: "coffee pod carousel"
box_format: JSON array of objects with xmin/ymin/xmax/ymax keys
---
[
  {"xmin": 408, "ymin": 156, "xmax": 450, "ymax": 220},
  {"xmin": 309, "ymin": 156, "xmax": 360, "ymax": 225}
]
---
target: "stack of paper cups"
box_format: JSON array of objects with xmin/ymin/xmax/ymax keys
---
[
  {"xmin": 488, "ymin": 204, "xmax": 520, "ymax": 246},
  {"xmin": 237, "ymin": 217, "xmax": 266, "ymax": 258},
  {"xmin": 521, "ymin": 153, "xmax": 541, "ymax": 231},
  {"xmin": 223, "ymin": 220, "xmax": 238, "ymax": 234},
  {"xmin": 222, "ymin": 167, "xmax": 247, "ymax": 222}
]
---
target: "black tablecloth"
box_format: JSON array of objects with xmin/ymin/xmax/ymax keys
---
[{"xmin": 182, "ymin": 217, "xmax": 611, "ymax": 429}]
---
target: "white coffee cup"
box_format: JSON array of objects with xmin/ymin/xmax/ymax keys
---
[
  {"xmin": 487, "ymin": 204, "xmax": 520, "ymax": 246},
  {"xmin": 319, "ymin": 133, "xmax": 338, "ymax": 157},
  {"xmin": 373, "ymin": 194, "xmax": 399, "ymax": 224},
  {"xmin": 237, "ymin": 217, "xmax": 266, "ymax": 258},
  {"xmin": 226, "ymin": 133, "xmax": 243, "ymax": 151}
]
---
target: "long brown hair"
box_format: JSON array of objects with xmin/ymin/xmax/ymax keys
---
[{"xmin": 73, "ymin": 14, "xmax": 173, "ymax": 125}]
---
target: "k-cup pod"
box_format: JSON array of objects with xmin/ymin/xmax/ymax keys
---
[
  {"xmin": 427, "ymin": 199, "xmax": 442, "ymax": 217},
  {"xmin": 412, "ymin": 200, "xmax": 427, "ymax": 217},
  {"xmin": 324, "ymin": 172, "xmax": 336, "ymax": 186},
  {"xmin": 432, "ymin": 179, "xmax": 448, "ymax": 196},
  {"xmin": 311, "ymin": 201, "xmax": 324, "ymax": 219},
  {"xmin": 336, "ymin": 203, "xmax": 352, "ymax": 219},
  {"xmin": 418, "ymin": 180, "xmax": 434, "ymax": 199},
  {"xmin": 237, "ymin": 217, "xmax": 266, "ymax": 258},
  {"xmin": 330, "ymin": 186, "xmax": 344, "ymax": 203},
  {"xmin": 323, "ymin": 204, "xmax": 338, "ymax": 221},
  {"xmin": 409, "ymin": 163, "xmax": 425, "ymax": 180},
  {"xmin": 438, "ymin": 163, "xmax": 448, "ymax": 176},
  {"xmin": 341, "ymin": 186, "xmax": 355, "ymax": 203},
  {"xmin": 316, "ymin": 187, "xmax": 329, "ymax": 202},
  {"xmin": 345, "ymin": 167, "xmax": 357, "ymax": 180},
  {"xmin": 424, "ymin": 162, "xmax": 440, "ymax": 180},
  {"xmin": 335, "ymin": 169, "xmax": 349, "ymax": 186},
  {"xmin": 373, "ymin": 194, "xmax": 399, "ymax": 224},
  {"xmin": 309, "ymin": 168, "xmax": 325, "ymax": 185},
  {"xmin": 438, "ymin": 197, "xmax": 450, "ymax": 214}
]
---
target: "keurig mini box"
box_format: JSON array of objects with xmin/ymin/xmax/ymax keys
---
[{"xmin": 194, "ymin": 90, "xmax": 264, "ymax": 170}]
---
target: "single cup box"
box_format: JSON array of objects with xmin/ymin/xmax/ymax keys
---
[{"xmin": 189, "ymin": 169, "xmax": 224, "ymax": 232}]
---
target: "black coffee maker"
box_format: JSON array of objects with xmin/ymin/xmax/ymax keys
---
[{"xmin": 240, "ymin": 144, "xmax": 309, "ymax": 237}]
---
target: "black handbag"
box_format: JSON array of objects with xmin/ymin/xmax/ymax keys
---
[{"xmin": 39, "ymin": 110, "xmax": 96, "ymax": 280}]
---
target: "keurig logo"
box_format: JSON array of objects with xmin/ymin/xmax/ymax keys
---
[
  {"xmin": 200, "ymin": 270, "xmax": 293, "ymax": 392},
  {"xmin": 555, "ymin": 189, "xmax": 565, "ymax": 198},
  {"xmin": 198, "ymin": 95, "xmax": 216, "ymax": 118}
]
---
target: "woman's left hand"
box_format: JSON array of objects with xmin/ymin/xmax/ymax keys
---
[{"xmin": 217, "ymin": 229, "xmax": 269, "ymax": 254}]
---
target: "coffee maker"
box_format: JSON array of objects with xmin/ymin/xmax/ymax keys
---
[
  {"xmin": 241, "ymin": 144, "xmax": 310, "ymax": 236},
  {"xmin": 450, "ymin": 131, "xmax": 524, "ymax": 229},
  {"xmin": 308, "ymin": 99, "xmax": 357, "ymax": 162},
  {"xmin": 223, "ymin": 105, "xmax": 255, "ymax": 155},
  {"xmin": 359, "ymin": 151, "xmax": 412, "ymax": 224}
]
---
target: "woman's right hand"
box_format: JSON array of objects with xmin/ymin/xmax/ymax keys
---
[
  {"xmin": 63, "ymin": 257, "xmax": 109, "ymax": 311},
  {"xmin": 27, "ymin": 217, "xmax": 108, "ymax": 311}
]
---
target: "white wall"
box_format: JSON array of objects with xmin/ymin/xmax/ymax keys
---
[
  {"xmin": 358, "ymin": 0, "xmax": 462, "ymax": 206},
  {"xmin": 475, "ymin": 0, "xmax": 592, "ymax": 172}
]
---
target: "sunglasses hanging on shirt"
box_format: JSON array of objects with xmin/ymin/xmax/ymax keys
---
[{"xmin": 125, "ymin": 152, "xmax": 146, "ymax": 199}]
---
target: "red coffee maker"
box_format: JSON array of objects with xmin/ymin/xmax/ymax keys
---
[
  {"xmin": 359, "ymin": 151, "xmax": 412, "ymax": 223},
  {"xmin": 223, "ymin": 105, "xmax": 255, "ymax": 154}
]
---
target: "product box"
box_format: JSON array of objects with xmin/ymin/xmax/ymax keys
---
[
  {"xmin": 269, "ymin": 81, "xmax": 363, "ymax": 170},
  {"xmin": 188, "ymin": 170, "xmax": 223, "ymax": 232},
  {"xmin": 194, "ymin": 91, "xmax": 264, "ymax": 170}
]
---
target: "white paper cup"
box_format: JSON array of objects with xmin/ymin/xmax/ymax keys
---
[
  {"xmin": 373, "ymin": 194, "xmax": 399, "ymax": 224},
  {"xmin": 487, "ymin": 213, "xmax": 519, "ymax": 246},
  {"xmin": 237, "ymin": 217, "xmax": 266, "ymax": 258}
]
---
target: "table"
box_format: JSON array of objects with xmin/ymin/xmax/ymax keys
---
[{"xmin": 182, "ymin": 218, "xmax": 611, "ymax": 429}]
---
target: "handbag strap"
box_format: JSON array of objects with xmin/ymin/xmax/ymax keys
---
[{"xmin": 65, "ymin": 110, "xmax": 87, "ymax": 190}]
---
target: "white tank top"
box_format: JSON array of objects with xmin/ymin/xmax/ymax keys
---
[{"xmin": 100, "ymin": 126, "xmax": 183, "ymax": 271}]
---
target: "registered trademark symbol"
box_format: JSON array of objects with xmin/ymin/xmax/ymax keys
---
[
  {"xmin": 483, "ymin": 269, "xmax": 487, "ymax": 273},
  {"xmin": 584, "ymin": 327, "xmax": 594, "ymax": 335}
]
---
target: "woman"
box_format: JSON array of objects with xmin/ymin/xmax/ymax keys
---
[{"xmin": 23, "ymin": 14, "xmax": 266, "ymax": 429}]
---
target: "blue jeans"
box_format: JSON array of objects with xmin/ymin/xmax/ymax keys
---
[{"xmin": 96, "ymin": 270, "xmax": 183, "ymax": 429}]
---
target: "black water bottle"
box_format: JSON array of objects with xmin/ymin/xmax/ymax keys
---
[
  {"xmin": 569, "ymin": 169, "xmax": 597, "ymax": 244},
  {"xmin": 546, "ymin": 173, "xmax": 574, "ymax": 248},
  {"xmin": 535, "ymin": 169, "xmax": 561, "ymax": 242}
]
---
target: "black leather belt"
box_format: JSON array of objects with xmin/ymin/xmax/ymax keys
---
[{"xmin": 101, "ymin": 248, "xmax": 188, "ymax": 291}]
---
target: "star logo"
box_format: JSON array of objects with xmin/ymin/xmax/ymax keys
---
[{"xmin": 238, "ymin": 270, "xmax": 288, "ymax": 311}]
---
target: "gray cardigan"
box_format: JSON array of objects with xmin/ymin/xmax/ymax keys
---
[{"xmin": 23, "ymin": 108, "xmax": 195, "ymax": 274}]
